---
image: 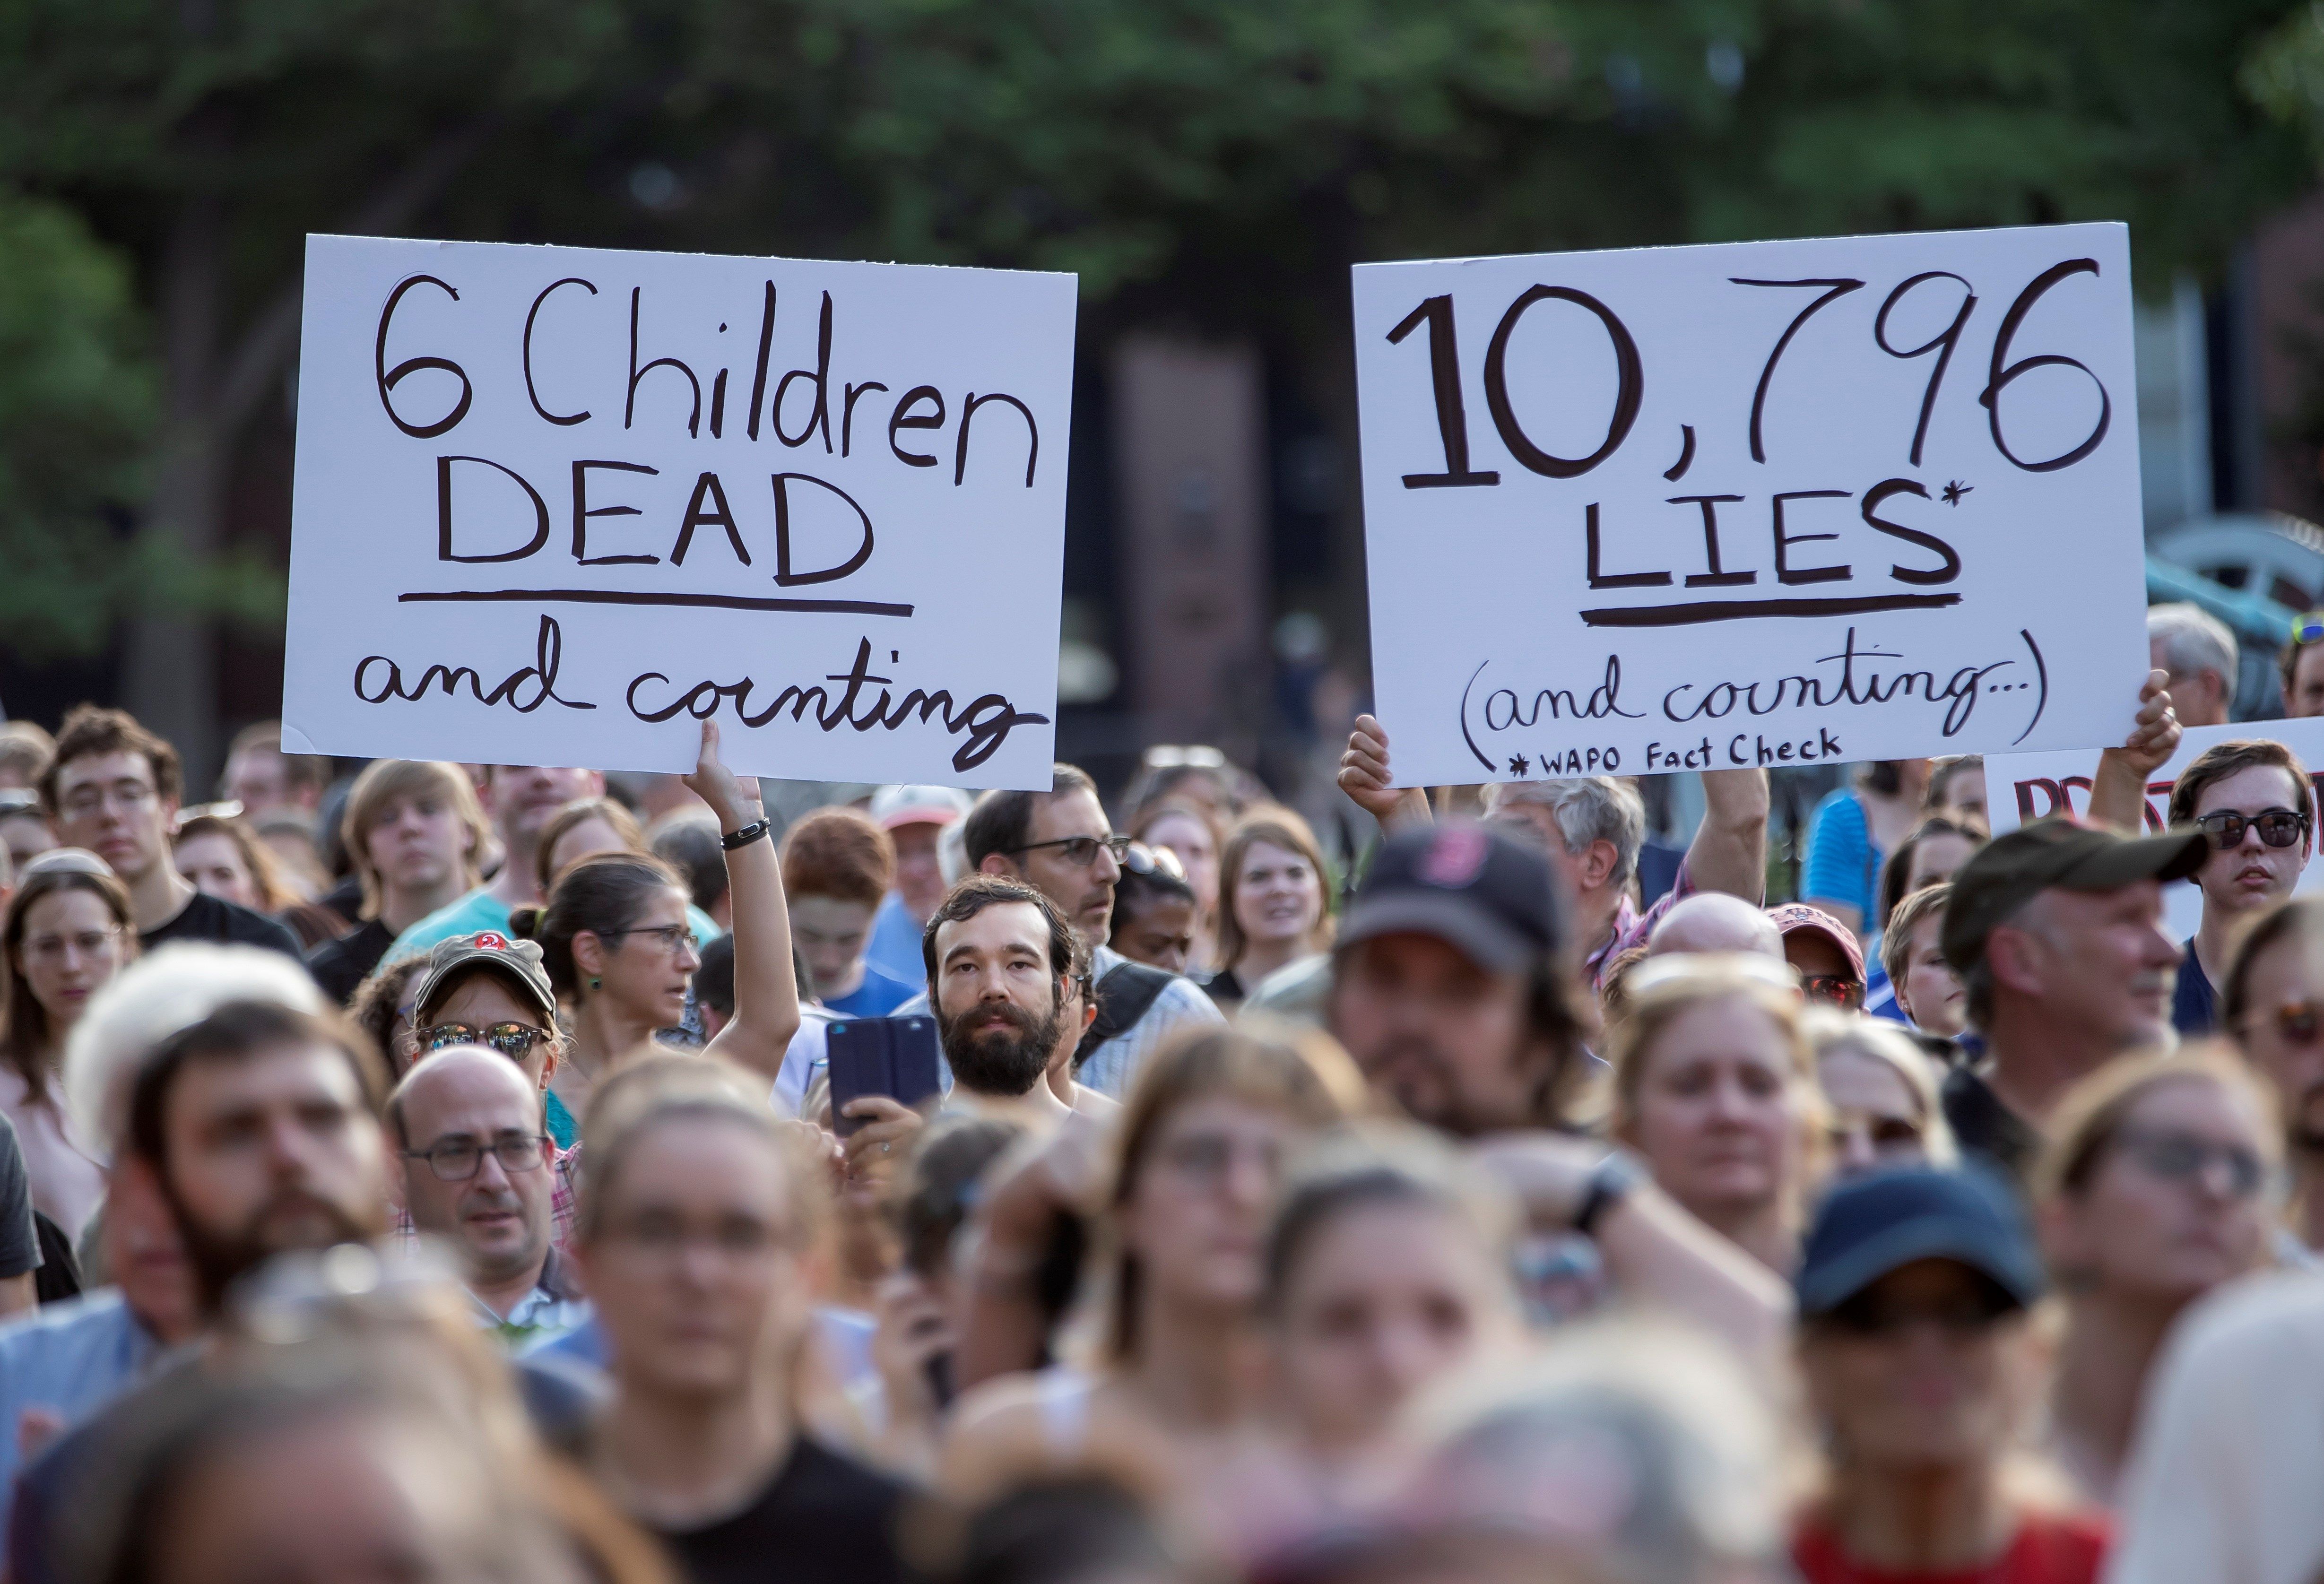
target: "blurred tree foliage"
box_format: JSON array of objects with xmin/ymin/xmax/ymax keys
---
[{"xmin": 0, "ymin": 0, "xmax": 2311, "ymax": 676}]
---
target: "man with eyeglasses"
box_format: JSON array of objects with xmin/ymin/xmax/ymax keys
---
[
  {"xmin": 39, "ymin": 705, "xmax": 301, "ymax": 961},
  {"xmin": 2167, "ymin": 740, "xmax": 2317, "ymax": 1036},
  {"xmin": 387, "ymin": 1045, "xmax": 584, "ymax": 1343},
  {"xmin": 891, "ymin": 766, "xmax": 1221, "ymax": 1099}
]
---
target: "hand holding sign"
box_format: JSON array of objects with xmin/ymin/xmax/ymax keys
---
[
  {"xmin": 287, "ymin": 236, "xmax": 1077, "ymax": 788},
  {"xmin": 1353, "ymin": 223, "xmax": 2146, "ymax": 785}
]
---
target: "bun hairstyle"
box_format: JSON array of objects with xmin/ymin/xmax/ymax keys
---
[{"xmin": 510, "ymin": 851, "xmax": 686, "ymax": 1000}]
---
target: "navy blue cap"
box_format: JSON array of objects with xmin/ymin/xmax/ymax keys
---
[
  {"xmin": 1795, "ymin": 1165, "xmax": 2045, "ymax": 1317},
  {"xmin": 1337, "ymin": 822, "xmax": 1565, "ymax": 974}
]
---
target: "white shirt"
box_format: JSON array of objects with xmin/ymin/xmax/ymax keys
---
[{"xmin": 2107, "ymin": 1268, "xmax": 2324, "ymax": 1584}]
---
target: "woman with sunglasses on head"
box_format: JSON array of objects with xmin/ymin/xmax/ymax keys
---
[
  {"xmin": 1804, "ymin": 1010, "xmax": 1955, "ymax": 1178},
  {"xmin": 1792, "ymin": 1166, "xmax": 2106, "ymax": 1584},
  {"xmin": 2167, "ymin": 738, "xmax": 2313, "ymax": 1037},
  {"xmin": 513, "ymin": 722, "xmax": 797, "ymax": 1124},
  {"xmin": 1608, "ymin": 958, "xmax": 1828, "ymax": 1273},
  {"xmin": 0, "ymin": 850, "xmax": 135, "ymax": 1238},
  {"xmin": 1129, "ymin": 800, "xmax": 1224, "ymax": 974},
  {"xmin": 2033, "ymin": 1049, "xmax": 2278, "ymax": 1506},
  {"xmin": 2223, "ymin": 894, "xmax": 2324, "ymax": 1252},
  {"xmin": 941, "ymin": 1023, "xmax": 1366, "ymax": 1537},
  {"xmin": 1207, "ymin": 809, "xmax": 1335, "ymax": 1012}
]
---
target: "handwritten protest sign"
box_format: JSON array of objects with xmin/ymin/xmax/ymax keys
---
[
  {"xmin": 285, "ymin": 235, "xmax": 1075, "ymax": 789},
  {"xmin": 1985, "ymin": 718, "xmax": 2324, "ymax": 940},
  {"xmin": 1351, "ymin": 224, "xmax": 2145, "ymax": 786}
]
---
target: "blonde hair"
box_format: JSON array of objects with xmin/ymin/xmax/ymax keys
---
[
  {"xmin": 1605, "ymin": 959, "xmax": 1819, "ymax": 1129},
  {"xmin": 339, "ymin": 760, "xmax": 487, "ymax": 920},
  {"xmin": 1102, "ymin": 1019, "xmax": 1369, "ymax": 1359},
  {"xmin": 1803, "ymin": 1009, "xmax": 1958, "ymax": 1166},
  {"xmin": 2031, "ymin": 1043, "xmax": 2281, "ymax": 1205}
]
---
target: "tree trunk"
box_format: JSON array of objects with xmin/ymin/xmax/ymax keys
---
[{"xmin": 124, "ymin": 183, "xmax": 226, "ymax": 789}]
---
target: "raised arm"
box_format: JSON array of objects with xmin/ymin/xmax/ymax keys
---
[
  {"xmin": 2087, "ymin": 670, "xmax": 2181, "ymax": 836},
  {"xmin": 687, "ymin": 720, "xmax": 800, "ymax": 1080},
  {"xmin": 1683, "ymin": 768, "xmax": 1770, "ymax": 903},
  {"xmin": 1337, "ymin": 714, "xmax": 1435, "ymax": 834}
]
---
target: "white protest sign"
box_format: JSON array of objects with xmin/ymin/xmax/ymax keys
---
[
  {"xmin": 1352, "ymin": 223, "xmax": 2146, "ymax": 786},
  {"xmin": 286, "ymin": 235, "xmax": 1076, "ymax": 789},
  {"xmin": 1985, "ymin": 719, "xmax": 2324, "ymax": 941}
]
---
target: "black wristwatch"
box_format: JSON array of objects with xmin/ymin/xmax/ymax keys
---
[
  {"xmin": 1573, "ymin": 1148, "xmax": 1648, "ymax": 1238},
  {"xmin": 720, "ymin": 817, "xmax": 772, "ymax": 851}
]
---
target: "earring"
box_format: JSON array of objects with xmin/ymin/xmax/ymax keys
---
[{"xmin": 589, "ymin": 977, "xmax": 600, "ymax": 991}]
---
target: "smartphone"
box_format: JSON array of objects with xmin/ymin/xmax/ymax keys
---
[{"xmin": 825, "ymin": 1015, "xmax": 943, "ymax": 1135}]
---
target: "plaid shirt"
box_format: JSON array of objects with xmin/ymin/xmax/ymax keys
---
[{"xmin": 1586, "ymin": 858, "xmax": 1697, "ymax": 992}]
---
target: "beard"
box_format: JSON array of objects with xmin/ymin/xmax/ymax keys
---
[
  {"xmin": 164, "ymin": 1177, "xmax": 388, "ymax": 1317},
  {"xmin": 940, "ymin": 997, "xmax": 1062, "ymax": 1099}
]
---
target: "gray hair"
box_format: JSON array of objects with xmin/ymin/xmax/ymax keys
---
[
  {"xmin": 2148, "ymin": 603, "xmax": 2238, "ymax": 690},
  {"xmin": 1485, "ymin": 777, "xmax": 1645, "ymax": 889}
]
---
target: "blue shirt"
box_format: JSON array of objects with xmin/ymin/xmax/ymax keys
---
[
  {"xmin": 822, "ymin": 961, "xmax": 918, "ymax": 1019},
  {"xmin": 1803, "ymin": 788, "xmax": 1883, "ymax": 928},
  {"xmin": 2174, "ymin": 936, "xmax": 2218, "ymax": 1036},
  {"xmin": 0, "ymin": 1291, "xmax": 163, "ymax": 1535},
  {"xmin": 863, "ymin": 892, "xmax": 928, "ymax": 993}
]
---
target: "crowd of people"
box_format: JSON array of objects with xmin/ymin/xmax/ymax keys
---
[{"xmin": 0, "ymin": 597, "xmax": 2319, "ymax": 1584}]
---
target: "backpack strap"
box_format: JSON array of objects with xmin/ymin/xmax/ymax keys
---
[{"xmin": 1074, "ymin": 960, "xmax": 1178, "ymax": 1068}]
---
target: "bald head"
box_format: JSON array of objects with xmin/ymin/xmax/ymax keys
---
[
  {"xmin": 388, "ymin": 1045, "xmax": 555, "ymax": 1293},
  {"xmin": 1648, "ymin": 893, "xmax": 1783, "ymax": 959}
]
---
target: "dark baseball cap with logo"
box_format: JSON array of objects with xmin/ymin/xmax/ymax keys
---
[
  {"xmin": 1940, "ymin": 816, "xmax": 2207, "ymax": 976},
  {"xmin": 412, "ymin": 931, "xmax": 560, "ymax": 1026},
  {"xmin": 1336, "ymin": 822, "xmax": 1565, "ymax": 974}
]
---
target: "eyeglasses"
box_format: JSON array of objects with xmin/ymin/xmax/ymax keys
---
[
  {"xmin": 400, "ymin": 1133, "xmax": 550, "ymax": 1182},
  {"xmin": 2112, "ymin": 1127, "xmax": 2269, "ymax": 1199},
  {"xmin": 414, "ymin": 1021, "xmax": 555, "ymax": 1062},
  {"xmin": 2193, "ymin": 808, "xmax": 2310, "ymax": 850},
  {"xmin": 61, "ymin": 781, "xmax": 157, "ymax": 817},
  {"xmin": 23, "ymin": 927, "xmax": 123, "ymax": 967},
  {"xmin": 1009, "ymin": 834, "xmax": 1131, "ymax": 868},
  {"xmin": 1822, "ymin": 1281, "xmax": 2019, "ymax": 1338},
  {"xmin": 2242, "ymin": 1000, "xmax": 2324, "ymax": 1047},
  {"xmin": 1142, "ymin": 745, "xmax": 1227, "ymax": 770},
  {"xmin": 1802, "ymin": 975, "xmax": 1865, "ymax": 1011},
  {"xmin": 601, "ymin": 924, "xmax": 699, "ymax": 954},
  {"xmin": 601, "ymin": 1210, "xmax": 789, "ymax": 1263},
  {"xmin": 1158, "ymin": 1129, "xmax": 1283, "ymax": 1188}
]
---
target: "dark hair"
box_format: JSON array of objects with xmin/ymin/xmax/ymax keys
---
[
  {"xmin": 2223, "ymin": 894, "xmax": 2324, "ymax": 1027},
  {"xmin": 780, "ymin": 806, "xmax": 895, "ymax": 908},
  {"xmin": 42, "ymin": 703, "xmax": 183, "ymax": 813},
  {"xmin": 1261, "ymin": 1129, "xmax": 1513, "ymax": 1315},
  {"xmin": 511, "ymin": 851, "xmax": 688, "ymax": 1000},
  {"xmin": 1109, "ymin": 866, "xmax": 1197, "ymax": 945},
  {"xmin": 920, "ymin": 874, "xmax": 1076, "ymax": 993},
  {"xmin": 694, "ymin": 933, "xmax": 736, "ymax": 1018},
  {"xmin": 962, "ymin": 765, "xmax": 1100, "ymax": 872},
  {"xmin": 2168, "ymin": 738, "xmax": 2315, "ymax": 829},
  {"xmin": 533, "ymin": 797, "xmax": 645, "ymax": 895},
  {"xmin": 1924, "ymin": 754, "xmax": 1986, "ymax": 814},
  {"xmin": 650, "ymin": 815, "xmax": 728, "ymax": 916},
  {"xmin": 891, "ymin": 1114, "xmax": 1024, "ymax": 1278},
  {"xmin": 1876, "ymin": 814, "xmax": 1988, "ymax": 932},
  {"xmin": 1858, "ymin": 760, "xmax": 1906, "ymax": 798},
  {"xmin": 347, "ymin": 954, "xmax": 430, "ymax": 1080},
  {"xmin": 0, "ymin": 864, "xmax": 135, "ymax": 1104},
  {"xmin": 126, "ymin": 1001, "xmax": 389, "ymax": 1169}
]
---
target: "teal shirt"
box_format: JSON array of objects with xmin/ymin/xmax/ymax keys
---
[
  {"xmin": 544, "ymin": 1089, "xmax": 578, "ymax": 1149},
  {"xmin": 390, "ymin": 887, "xmax": 721, "ymax": 962}
]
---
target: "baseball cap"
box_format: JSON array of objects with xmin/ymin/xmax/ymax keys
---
[
  {"xmin": 1336, "ymin": 822, "xmax": 1564, "ymax": 974},
  {"xmin": 1765, "ymin": 902, "xmax": 1864, "ymax": 983},
  {"xmin": 1940, "ymin": 816, "xmax": 2206, "ymax": 976},
  {"xmin": 870, "ymin": 785, "xmax": 973, "ymax": 830},
  {"xmin": 412, "ymin": 931, "xmax": 558, "ymax": 1026},
  {"xmin": 1796, "ymin": 1164, "xmax": 2045, "ymax": 1316}
]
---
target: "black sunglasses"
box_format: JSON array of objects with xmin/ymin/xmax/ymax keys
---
[
  {"xmin": 1823, "ymin": 1275, "xmax": 2019, "ymax": 1338},
  {"xmin": 2193, "ymin": 808, "xmax": 2310, "ymax": 850}
]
